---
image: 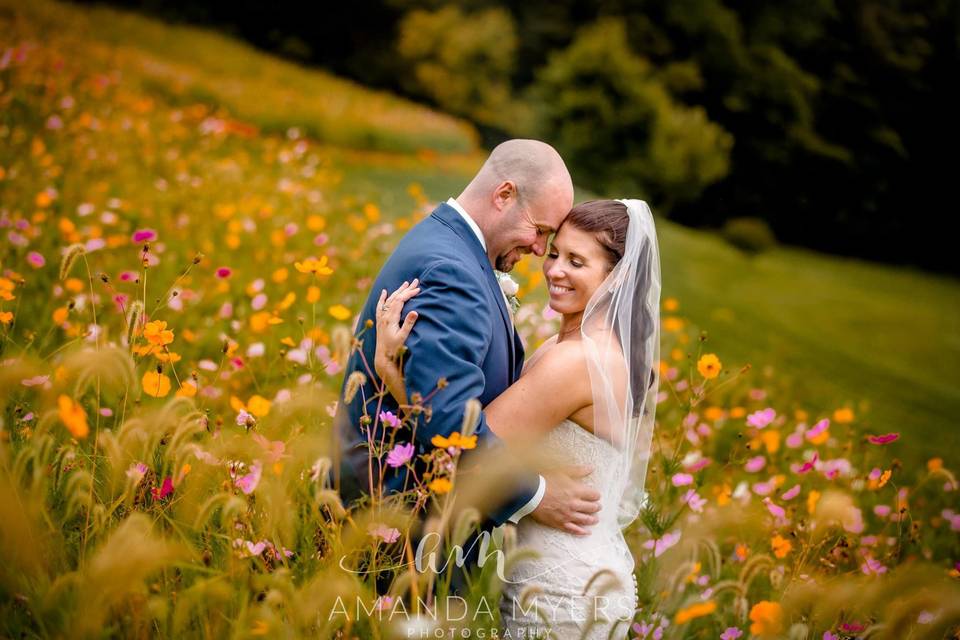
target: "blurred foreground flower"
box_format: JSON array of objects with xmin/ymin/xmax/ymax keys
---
[{"xmin": 58, "ymin": 394, "xmax": 89, "ymax": 439}]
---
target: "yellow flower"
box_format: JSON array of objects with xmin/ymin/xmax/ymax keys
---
[
  {"xmin": 294, "ymin": 256, "xmax": 333, "ymax": 276},
  {"xmin": 155, "ymin": 350, "xmax": 181, "ymax": 363},
  {"xmin": 428, "ymin": 477, "xmax": 452, "ymax": 494},
  {"xmin": 329, "ymin": 305, "xmax": 351, "ymax": 321},
  {"xmin": 431, "ymin": 432, "xmax": 477, "ymax": 450},
  {"xmin": 878, "ymin": 469, "xmax": 891, "ymax": 488},
  {"xmin": 833, "ymin": 407, "xmax": 855, "ymax": 423},
  {"xmin": 749, "ymin": 601, "xmax": 783, "ymax": 637},
  {"xmin": 58, "ymin": 395, "xmax": 89, "ymax": 439},
  {"xmin": 142, "ymin": 370, "xmax": 172, "ymax": 397},
  {"xmin": 697, "ymin": 353, "xmax": 722, "ymax": 379},
  {"xmin": 247, "ymin": 395, "xmax": 271, "ymax": 418},
  {"xmin": 674, "ymin": 600, "xmax": 716, "ymax": 624},
  {"xmin": 771, "ymin": 534, "xmax": 792, "ymax": 559},
  {"xmin": 0, "ymin": 310, "xmax": 13, "ymax": 325},
  {"xmin": 143, "ymin": 320, "xmax": 174, "ymax": 346}
]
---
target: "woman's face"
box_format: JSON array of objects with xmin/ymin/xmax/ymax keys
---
[{"xmin": 543, "ymin": 224, "xmax": 613, "ymax": 315}]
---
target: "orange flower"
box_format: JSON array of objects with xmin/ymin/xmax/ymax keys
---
[
  {"xmin": 143, "ymin": 320, "xmax": 174, "ymax": 346},
  {"xmin": 663, "ymin": 317, "xmax": 685, "ymax": 332},
  {"xmin": 428, "ymin": 477, "xmax": 452, "ymax": 494},
  {"xmin": 833, "ymin": 407, "xmax": 855, "ymax": 423},
  {"xmin": 674, "ymin": 600, "xmax": 716, "ymax": 624},
  {"xmin": 697, "ymin": 353, "xmax": 722, "ymax": 379},
  {"xmin": 928, "ymin": 458, "xmax": 943, "ymax": 472},
  {"xmin": 807, "ymin": 489, "xmax": 821, "ymax": 515},
  {"xmin": 749, "ymin": 601, "xmax": 783, "ymax": 637},
  {"xmin": 176, "ymin": 381, "xmax": 198, "ymax": 398},
  {"xmin": 0, "ymin": 310, "xmax": 13, "ymax": 325},
  {"xmin": 294, "ymin": 256, "xmax": 333, "ymax": 276},
  {"xmin": 663, "ymin": 297, "xmax": 679, "ymax": 312},
  {"xmin": 58, "ymin": 395, "xmax": 89, "ymax": 439},
  {"xmin": 142, "ymin": 370, "xmax": 171, "ymax": 397},
  {"xmin": 771, "ymin": 534, "xmax": 792, "ymax": 559},
  {"xmin": 431, "ymin": 432, "xmax": 477, "ymax": 450}
]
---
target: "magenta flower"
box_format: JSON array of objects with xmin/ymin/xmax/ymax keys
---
[
  {"xmin": 867, "ymin": 432, "xmax": 899, "ymax": 445},
  {"xmin": 671, "ymin": 472, "xmax": 694, "ymax": 487},
  {"xmin": 721, "ymin": 628, "xmax": 743, "ymax": 640},
  {"xmin": 132, "ymin": 228, "xmax": 157, "ymax": 243},
  {"xmin": 792, "ymin": 452, "xmax": 819, "ymax": 474},
  {"xmin": 744, "ymin": 456, "xmax": 766, "ymax": 473},
  {"xmin": 823, "ymin": 632, "xmax": 839, "ymax": 640},
  {"xmin": 684, "ymin": 457, "xmax": 711, "ymax": 473},
  {"xmin": 26, "ymin": 251, "xmax": 45, "ymax": 268},
  {"xmin": 379, "ymin": 410, "xmax": 401, "ymax": 429},
  {"xmin": 216, "ymin": 267, "xmax": 232, "ymax": 278},
  {"xmin": 746, "ymin": 407, "xmax": 775, "ymax": 428},
  {"xmin": 151, "ymin": 476, "xmax": 174, "ymax": 500},
  {"xmin": 235, "ymin": 461, "xmax": 262, "ymax": 494},
  {"xmin": 873, "ymin": 504, "xmax": 892, "ymax": 518},
  {"xmin": 386, "ymin": 442, "xmax": 415, "ymax": 468}
]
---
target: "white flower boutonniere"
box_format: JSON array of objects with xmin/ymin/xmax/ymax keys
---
[{"xmin": 495, "ymin": 270, "xmax": 521, "ymax": 315}]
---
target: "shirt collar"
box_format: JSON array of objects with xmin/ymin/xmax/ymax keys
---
[{"xmin": 446, "ymin": 197, "xmax": 486, "ymax": 251}]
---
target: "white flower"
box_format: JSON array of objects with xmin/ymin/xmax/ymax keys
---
[{"xmin": 496, "ymin": 271, "xmax": 520, "ymax": 297}]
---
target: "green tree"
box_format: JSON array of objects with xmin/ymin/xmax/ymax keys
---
[
  {"xmin": 530, "ymin": 17, "xmax": 732, "ymax": 207},
  {"xmin": 396, "ymin": 5, "xmax": 519, "ymax": 128}
]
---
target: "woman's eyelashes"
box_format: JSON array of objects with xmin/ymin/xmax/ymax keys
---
[{"xmin": 547, "ymin": 249, "xmax": 583, "ymax": 268}]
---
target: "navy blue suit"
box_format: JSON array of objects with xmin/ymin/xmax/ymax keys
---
[{"xmin": 334, "ymin": 202, "xmax": 538, "ymax": 526}]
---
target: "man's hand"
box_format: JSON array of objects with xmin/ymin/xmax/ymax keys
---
[{"xmin": 530, "ymin": 465, "xmax": 602, "ymax": 536}]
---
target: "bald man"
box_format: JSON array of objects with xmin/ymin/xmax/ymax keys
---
[{"xmin": 334, "ymin": 140, "xmax": 602, "ymax": 587}]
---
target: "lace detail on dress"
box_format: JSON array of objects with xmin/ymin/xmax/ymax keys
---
[{"xmin": 500, "ymin": 420, "xmax": 637, "ymax": 639}]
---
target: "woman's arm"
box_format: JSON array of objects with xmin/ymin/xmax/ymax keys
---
[
  {"xmin": 484, "ymin": 340, "xmax": 593, "ymax": 445},
  {"xmin": 373, "ymin": 279, "xmax": 420, "ymax": 408}
]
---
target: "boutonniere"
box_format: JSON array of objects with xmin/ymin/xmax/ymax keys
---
[{"xmin": 495, "ymin": 270, "xmax": 521, "ymax": 315}]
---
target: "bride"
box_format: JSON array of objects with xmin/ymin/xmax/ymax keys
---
[{"xmin": 374, "ymin": 199, "xmax": 661, "ymax": 639}]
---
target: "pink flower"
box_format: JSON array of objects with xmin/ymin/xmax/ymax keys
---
[
  {"xmin": 245, "ymin": 540, "xmax": 267, "ymax": 556},
  {"xmin": 251, "ymin": 433, "xmax": 289, "ymax": 464},
  {"xmin": 873, "ymin": 504, "xmax": 891, "ymax": 518},
  {"xmin": 684, "ymin": 457, "xmax": 712, "ymax": 473},
  {"xmin": 119, "ymin": 270, "xmax": 137, "ymax": 282},
  {"xmin": 744, "ymin": 456, "xmax": 766, "ymax": 473},
  {"xmin": 235, "ymin": 461, "xmax": 262, "ymax": 494},
  {"xmin": 763, "ymin": 497, "xmax": 786, "ymax": 520},
  {"xmin": 780, "ymin": 484, "xmax": 801, "ymax": 500},
  {"xmin": 126, "ymin": 462, "xmax": 149, "ymax": 481},
  {"xmin": 841, "ymin": 622, "xmax": 866, "ymax": 633},
  {"xmin": 132, "ymin": 229, "xmax": 157, "ymax": 243},
  {"xmin": 642, "ymin": 530, "xmax": 680, "ymax": 557},
  {"xmin": 368, "ymin": 523, "xmax": 401, "ymax": 544},
  {"xmin": 386, "ymin": 442, "xmax": 415, "ymax": 468},
  {"xmin": 236, "ymin": 409, "xmax": 254, "ymax": 426},
  {"xmin": 805, "ymin": 418, "xmax": 829, "ymax": 442},
  {"xmin": 216, "ymin": 267, "xmax": 232, "ymax": 279},
  {"xmin": 746, "ymin": 408, "xmax": 776, "ymax": 428},
  {"xmin": 823, "ymin": 633, "xmax": 839, "ymax": 640},
  {"xmin": 721, "ymin": 628, "xmax": 743, "ymax": 640},
  {"xmin": 867, "ymin": 432, "xmax": 899, "ymax": 445},
  {"xmin": 683, "ymin": 489, "xmax": 706, "ymax": 513},
  {"xmin": 379, "ymin": 410, "xmax": 401, "ymax": 429},
  {"xmin": 26, "ymin": 251, "xmax": 45, "ymax": 268},
  {"xmin": 671, "ymin": 472, "xmax": 694, "ymax": 487},
  {"xmin": 21, "ymin": 375, "xmax": 50, "ymax": 387}
]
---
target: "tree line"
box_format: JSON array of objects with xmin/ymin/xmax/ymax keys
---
[{"xmin": 79, "ymin": 0, "xmax": 960, "ymax": 273}]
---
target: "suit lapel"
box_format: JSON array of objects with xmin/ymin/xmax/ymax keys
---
[{"xmin": 430, "ymin": 204, "xmax": 516, "ymax": 371}]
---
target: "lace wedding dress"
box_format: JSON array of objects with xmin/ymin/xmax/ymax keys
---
[{"xmin": 500, "ymin": 419, "xmax": 638, "ymax": 639}]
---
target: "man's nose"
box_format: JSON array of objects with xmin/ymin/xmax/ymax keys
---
[{"xmin": 531, "ymin": 237, "xmax": 547, "ymax": 257}]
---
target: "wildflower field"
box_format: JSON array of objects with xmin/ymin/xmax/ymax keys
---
[{"xmin": 1, "ymin": 1, "xmax": 959, "ymax": 638}]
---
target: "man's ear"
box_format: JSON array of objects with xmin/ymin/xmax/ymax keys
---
[{"xmin": 493, "ymin": 180, "xmax": 517, "ymax": 211}]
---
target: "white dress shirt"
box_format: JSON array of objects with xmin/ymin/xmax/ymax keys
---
[{"xmin": 446, "ymin": 198, "xmax": 546, "ymax": 524}]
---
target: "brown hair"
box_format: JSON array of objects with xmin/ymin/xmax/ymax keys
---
[{"xmin": 561, "ymin": 200, "xmax": 630, "ymax": 269}]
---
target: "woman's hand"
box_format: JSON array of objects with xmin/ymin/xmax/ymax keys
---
[{"xmin": 374, "ymin": 279, "xmax": 420, "ymax": 406}]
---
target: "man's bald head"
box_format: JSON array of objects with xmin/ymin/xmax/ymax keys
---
[{"xmin": 458, "ymin": 139, "xmax": 574, "ymax": 271}]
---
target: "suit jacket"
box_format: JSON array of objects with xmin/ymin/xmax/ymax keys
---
[{"xmin": 334, "ymin": 202, "xmax": 537, "ymax": 526}]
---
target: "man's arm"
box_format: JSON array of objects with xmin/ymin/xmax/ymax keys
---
[{"xmin": 401, "ymin": 261, "xmax": 540, "ymax": 524}]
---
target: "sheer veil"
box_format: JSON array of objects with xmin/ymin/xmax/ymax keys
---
[{"xmin": 580, "ymin": 199, "xmax": 661, "ymax": 529}]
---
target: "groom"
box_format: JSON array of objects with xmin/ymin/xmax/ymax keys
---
[{"xmin": 334, "ymin": 140, "xmax": 602, "ymax": 577}]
